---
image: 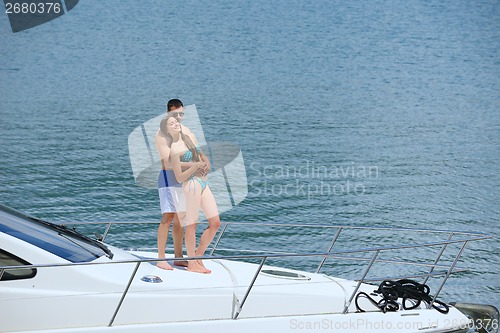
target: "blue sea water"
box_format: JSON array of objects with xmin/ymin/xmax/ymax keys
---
[{"xmin": 0, "ymin": 0, "xmax": 498, "ymax": 308}]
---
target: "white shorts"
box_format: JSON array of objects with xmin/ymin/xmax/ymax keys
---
[
  {"xmin": 158, "ymin": 186, "xmax": 186, "ymax": 214},
  {"xmin": 158, "ymin": 170, "xmax": 185, "ymax": 213}
]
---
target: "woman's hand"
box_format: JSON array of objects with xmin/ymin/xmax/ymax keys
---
[
  {"xmin": 195, "ymin": 163, "xmax": 209, "ymax": 177},
  {"xmin": 196, "ymin": 161, "xmax": 207, "ymax": 169}
]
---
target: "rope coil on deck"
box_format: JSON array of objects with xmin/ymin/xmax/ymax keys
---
[{"xmin": 355, "ymin": 279, "xmax": 450, "ymax": 314}]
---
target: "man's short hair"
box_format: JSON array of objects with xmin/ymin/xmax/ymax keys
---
[{"xmin": 167, "ymin": 99, "xmax": 183, "ymax": 111}]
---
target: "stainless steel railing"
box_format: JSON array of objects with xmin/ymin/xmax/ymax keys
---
[{"xmin": 1, "ymin": 220, "xmax": 492, "ymax": 324}]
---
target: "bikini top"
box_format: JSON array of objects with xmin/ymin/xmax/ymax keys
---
[{"xmin": 180, "ymin": 146, "xmax": 201, "ymax": 162}]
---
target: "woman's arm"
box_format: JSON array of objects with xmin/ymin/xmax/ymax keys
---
[
  {"xmin": 171, "ymin": 151, "xmax": 206, "ymax": 183},
  {"xmin": 156, "ymin": 130, "xmax": 197, "ymax": 170}
]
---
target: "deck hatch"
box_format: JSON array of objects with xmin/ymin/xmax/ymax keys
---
[{"xmin": 260, "ymin": 269, "xmax": 311, "ymax": 280}]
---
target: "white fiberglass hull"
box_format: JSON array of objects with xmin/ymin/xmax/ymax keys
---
[
  {"xmin": 1, "ymin": 248, "xmax": 471, "ymax": 333},
  {"xmin": 12, "ymin": 308, "xmax": 471, "ymax": 333}
]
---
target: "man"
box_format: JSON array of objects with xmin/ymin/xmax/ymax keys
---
[{"xmin": 154, "ymin": 99, "xmax": 210, "ymax": 270}]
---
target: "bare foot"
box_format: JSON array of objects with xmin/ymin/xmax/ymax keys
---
[
  {"xmin": 197, "ymin": 260, "xmax": 211, "ymax": 274},
  {"xmin": 156, "ymin": 260, "xmax": 173, "ymax": 270},
  {"xmin": 187, "ymin": 261, "xmax": 211, "ymax": 274},
  {"xmin": 173, "ymin": 260, "xmax": 188, "ymax": 267},
  {"xmin": 197, "ymin": 260, "xmax": 211, "ymax": 273}
]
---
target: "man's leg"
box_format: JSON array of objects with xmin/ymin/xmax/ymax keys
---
[
  {"xmin": 172, "ymin": 213, "xmax": 187, "ymax": 266},
  {"xmin": 157, "ymin": 212, "xmax": 174, "ymax": 270}
]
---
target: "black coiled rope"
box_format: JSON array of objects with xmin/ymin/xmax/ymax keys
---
[{"xmin": 355, "ymin": 279, "xmax": 449, "ymax": 314}]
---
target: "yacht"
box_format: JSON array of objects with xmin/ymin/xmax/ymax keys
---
[{"xmin": 0, "ymin": 204, "xmax": 497, "ymax": 332}]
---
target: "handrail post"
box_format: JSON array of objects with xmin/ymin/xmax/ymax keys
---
[
  {"xmin": 316, "ymin": 227, "xmax": 343, "ymax": 273},
  {"xmin": 101, "ymin": 222, "xmax": 113, "ymax": 242},
  {"xmin": 209, "ymin": 222, "xmax": 228, "ymax": 256},
  {"xmin": 108, "ymin": 261, "xmax": 141, "ymax": 326},
  {"xmin": 343, "ymin": 250, "xmax": 379, "ymax": 314},
  {"xmin": 233, "ymin": 256, "xmax": 267, "ymax": 319},
  {"xmin": 429, "ymin": 241, "xmax": 468, "ymax": 308},
  {"xmin": 423, "ymin": 232, "xmax": 454, "ymax": 285}
]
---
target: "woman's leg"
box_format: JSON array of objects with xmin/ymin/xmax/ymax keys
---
[
  {"xmin": 182, "ymin": 180, "xmax": 210, "ymax": 274},
  {"xmin": 196, "ymin": 186, "xmax": 221, "ymax": 257}
]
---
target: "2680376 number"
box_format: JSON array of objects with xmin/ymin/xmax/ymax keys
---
[{"xmin": 5, "ymin": 2, "xmax": 61, "ymax": 14}]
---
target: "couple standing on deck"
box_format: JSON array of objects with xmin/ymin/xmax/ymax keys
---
[{"xmin": 155, "ymin": 99, "xmax": 220, "ymax": 274}]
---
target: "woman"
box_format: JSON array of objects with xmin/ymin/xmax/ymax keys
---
[{"xmin": 160, "ymin": 116, "xmax": 221, "ymax": 274}]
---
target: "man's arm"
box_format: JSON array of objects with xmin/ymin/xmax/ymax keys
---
[
  {"xmin": 155, "ymin": 130, "xmax": 171, "ymax": 169},
  {"xmin": 199, "ymin": 150, "xmax": 211, "ymax": 176},
  {"xmin": 181, "ymin": 124, "xmax": 192, "ymax": 136},
  {"xmin": 184, "ymin": 130, "xmax": 211, "ymax": 176}
]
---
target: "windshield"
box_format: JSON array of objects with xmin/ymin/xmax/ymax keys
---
[{"xmin": 0, "ymin": 204, "xmax": 112, "ymax": 263}]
